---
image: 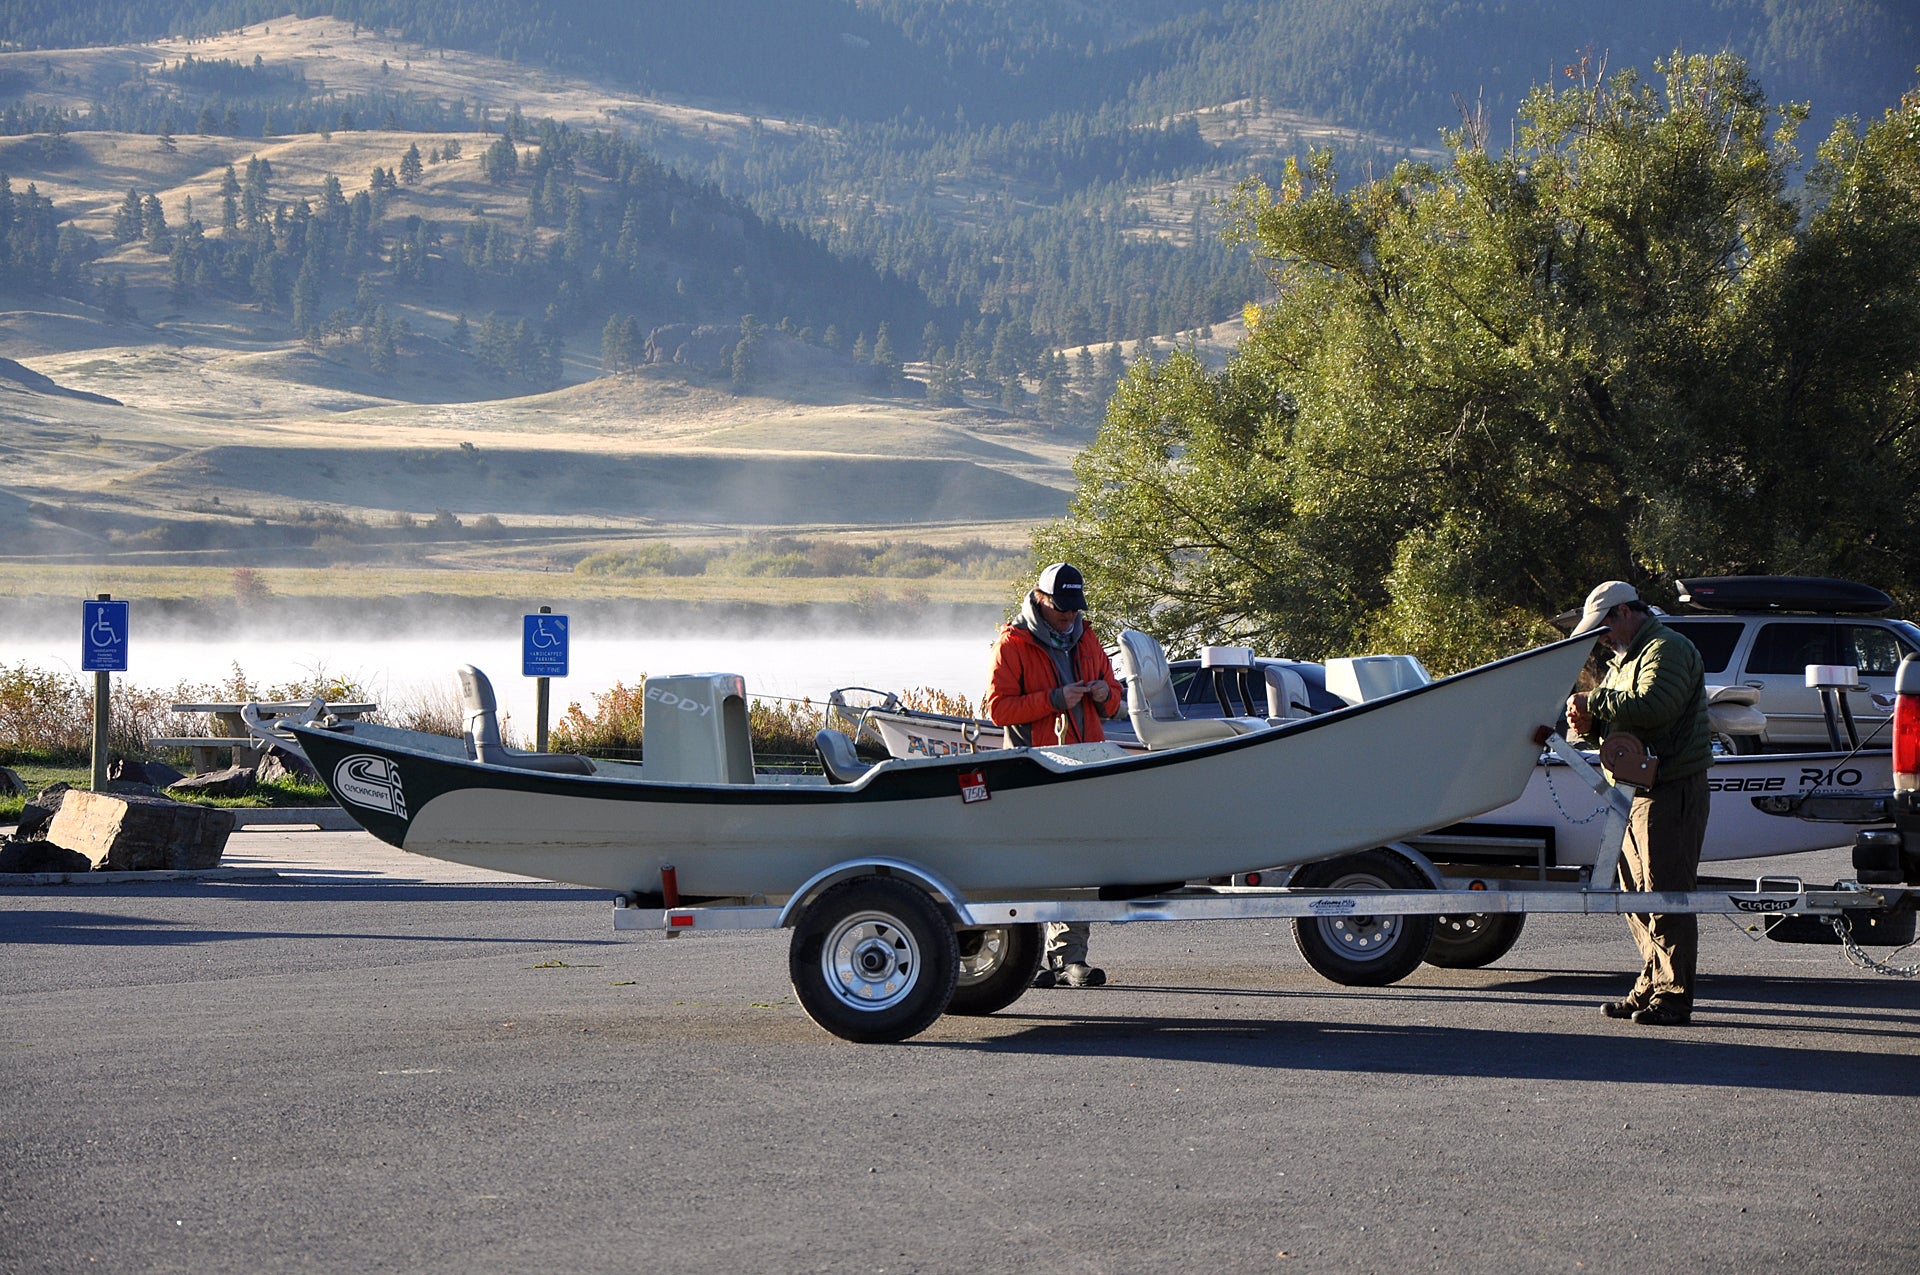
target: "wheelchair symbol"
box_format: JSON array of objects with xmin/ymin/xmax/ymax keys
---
[
  {"xmin": 90, "ymin": 613, "xmax": 117, "ymax": 645},
  {"xmin": 529, "ymin": 617, "xmax": 563, "ymax": 648}
]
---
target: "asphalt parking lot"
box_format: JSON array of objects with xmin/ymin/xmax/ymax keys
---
[{"xmin": 3, "ymin": 832, "xmax": 1917, "ymax": 1273}]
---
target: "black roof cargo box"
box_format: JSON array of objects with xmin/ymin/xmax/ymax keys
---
[{"xmin": 1675, "ymin": 576, "xmax": 1893, "ymax": 614}]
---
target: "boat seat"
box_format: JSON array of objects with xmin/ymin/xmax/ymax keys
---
[
  {"xmin": 1263, "ymin": 665, "xmax": 1315, "ymax": 719},
  {"xmin": 1116, "ymin": 630, "xmax": 1272, "ymax": 750},
  {"xmin": 815, "ymin": 728, "xmax": 873, "ymax": 785},
  {"xmin": 455, "ymin": 665, "xmax": 597, "ymax": 774}
]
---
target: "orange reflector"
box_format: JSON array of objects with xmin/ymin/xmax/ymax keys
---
[
  {"xmin": 1245, "ymin": 871, "xmax": 1262, "ymax": 886},
  {"xmin": 1468, "ymin": 880, "xmax": 1487, "ymax": 891}
]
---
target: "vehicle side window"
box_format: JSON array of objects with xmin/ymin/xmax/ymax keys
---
[
  {"xmin": 1846, "ymin": 625, "xmax": 1911, "ymax": 676},
  {"xmin": 1661, "ymin": 622, "xmax": 1741, "ymax": 674},
  {"xmin": 1747, "ymin": 623, "xmax": 1838, "ymax": 675}
]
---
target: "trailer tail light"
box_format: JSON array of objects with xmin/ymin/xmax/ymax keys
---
[{"xmin": 1895, "ymin": 657, "xmax": 1920, "ymax": 792}]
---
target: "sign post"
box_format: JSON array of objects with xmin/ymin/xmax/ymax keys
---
[
  {"xmin": 81, "ymin": 594, "xmax": 129, "ymax": 790},
  {"xmin": 522, "ymin": 607, "xmax": 568, "ymax": 752}
]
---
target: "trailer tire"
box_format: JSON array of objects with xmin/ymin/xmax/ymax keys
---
[
  {"xmin": 1289, "ymin": 849, "xmax": 1436, "ymax": 987},
  {"xmin": 1425, "ymin": 912, "xmax": 1526, "ymax": 968},
  {"xmin": 789, "ymin": 876, "xmax": 959, "ymax": 1043},
  {"xmin": 947, "ymin": 924, "xmax": 1043, "ymax": 1016}
]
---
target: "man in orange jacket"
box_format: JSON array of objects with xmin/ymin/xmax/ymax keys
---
[{"xmin": 983, "ymin": 562, "xmax": 1125, "ymax": 988}]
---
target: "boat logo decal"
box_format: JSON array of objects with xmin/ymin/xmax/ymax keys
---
[
  {"xmin": 1729, "ymin": 896, "xmax": 1792, "ymax": 913},
  {"xmin": 334, "ymin": 755, "xmax": 408, "ymax": 819},
  {"xmin": 958, "ymin": 770, "xmax": 990, "ymax": 803},
  {"xmin": 906, "ymin": 731, "xmax": 972, "ymax": 758},
  {"xmin": 1309, "ymin": 898, "xmax": 1357, "ymax": 914},
  {"xmin": 645, "ymin": 685, "xmax": 715, "ymax": 717}
]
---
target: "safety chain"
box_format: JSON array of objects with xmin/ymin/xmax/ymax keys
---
[
  {"xmin": 1828, "ymin": 916, "xmax": 1920, "ymax": 978},
  {"xmin": 1543, "ymin": 763, "xmax": 1609, "ymax": 825}
]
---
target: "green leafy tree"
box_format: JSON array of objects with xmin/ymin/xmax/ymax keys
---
[{"xmin": 1038, "ymin": 54, "xmax": 1920, "ymax": 671}]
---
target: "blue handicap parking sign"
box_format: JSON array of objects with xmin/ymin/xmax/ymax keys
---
[
  {"xmin": 523, "ymin": 613, "xmax": 569, "ymax": 677},
  {"xmin": 82, "ymin": 599, "xmax": 129, "ymax": 672}
]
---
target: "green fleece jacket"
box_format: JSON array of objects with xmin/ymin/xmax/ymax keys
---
[{"xmin": 1576, "ymin": 615, "xmax": 1713, "ymax": 782}]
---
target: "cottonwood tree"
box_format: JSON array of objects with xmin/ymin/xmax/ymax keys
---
[{"xmin": 1036, "ymin": 54, "xmax": 1920, "ymax": 671}]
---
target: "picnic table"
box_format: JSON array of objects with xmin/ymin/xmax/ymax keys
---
[{"xmin": 149, "ymin": 701, "xmax": 378, "ymax": 773}]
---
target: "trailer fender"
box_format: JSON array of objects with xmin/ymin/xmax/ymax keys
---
[
  {"xmin": 1381, "ymin": 842, "xmax": 1445, "ymax": 889},
  {"xmin": 778, "ymin": 857, "xmax": 976, "ymax": 928}
]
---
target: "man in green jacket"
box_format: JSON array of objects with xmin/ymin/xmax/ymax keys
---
[{"xmin": 1565, "ymin": 580, "xmax": 1712, "ymax": 1027}]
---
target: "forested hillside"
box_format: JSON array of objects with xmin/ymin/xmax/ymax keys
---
[
  {"xmin": 4, "ymin": 0, "xmax": 1911, "ymax": 138},
  {"xmin": 0, "ymin": 1, "xmax": 1914, "ymax": 421}
]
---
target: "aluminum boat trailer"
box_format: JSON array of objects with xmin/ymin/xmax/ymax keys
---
[{"xmin": 611, "ymin": 731, "xmax": 1919, "ymax": 1042}]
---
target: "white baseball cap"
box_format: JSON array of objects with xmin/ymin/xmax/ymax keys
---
[{"xmin": 1573, "ymin": 580, "xmax": 1639, "ymax": 636}]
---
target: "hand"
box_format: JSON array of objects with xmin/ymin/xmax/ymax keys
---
[
  {"xmin": 1566, "ymin": 692, "xmax": 1592, "ymax": 736},
  {"xmin": 1058, "ymin": 682, "xmax": 1089, "ymax": 709},
  {"xmin": 1085, "ymin": 679, "xmax": 1110, "ymax": 705}
]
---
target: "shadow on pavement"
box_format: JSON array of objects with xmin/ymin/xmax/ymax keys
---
[
  {"xmin": 2, "ymin": 908, "xmax": 624, "ymax": 948},
  {"xmin": 946, "ymin": 1009, "xmax": 1920, "ymax": 1095}
]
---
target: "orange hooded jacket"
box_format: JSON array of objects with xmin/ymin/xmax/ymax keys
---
[{"xmin": 983, "ymin": 620, "xmax": 1124, "ymax": 746}]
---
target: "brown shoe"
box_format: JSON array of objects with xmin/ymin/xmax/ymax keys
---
[{"xmin": 1632, "ymin": 1001, "xmax": 1692, "ymax": 1026}]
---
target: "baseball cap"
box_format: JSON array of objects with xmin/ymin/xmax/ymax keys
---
[
  {"xmin": 1573, "ymin": 580, "xmax": 1639, "ymax": 636},
  {"xmin": 1035, "ymin": 562, "xmax": 1087, "ymax": 611}
]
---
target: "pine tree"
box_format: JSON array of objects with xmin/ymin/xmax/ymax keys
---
[
  {"xmin": 112, "ymin": 188, "xmax": 143, "ymax": 244},
  {"xmin": 399, "ymin": 144, "xmax": 424, "ymax": 186}
]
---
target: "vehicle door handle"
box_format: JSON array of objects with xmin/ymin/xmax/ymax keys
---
[{"xmin": 1742, "ymin": 681, "xmax": 1764, "ymax": 689}]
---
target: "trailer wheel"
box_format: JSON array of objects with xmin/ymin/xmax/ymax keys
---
[
  {"xmin": 1425, "ymin": 912, "xmax": 1526, "ymax": 968},
  {"xmin": 789, "ymin": 877, "xmax": 959, "ymax": 1043},
  {"xmin": 1289, "ymin": 850, "xmax": 1436, "ymax": 987},
  {"xmin": 947, "ymin": 924, "xmax": 1043, "ymax": 1016}
]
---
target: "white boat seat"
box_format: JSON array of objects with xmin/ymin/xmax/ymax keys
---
[
  {"xmin": 815, "ymin": 729, "xmax": 872, "ymax": 785},
  {"xmin": 456, "ymin": 665, "xmax": 597, "ymax": 775},
  {"xmin": 1264, "ymin": 665, "xmax": 1314, "ymax": 719},
  {"xmin": 1116, "ymin": 629, "xmax": 1272, "ymax": 750}
]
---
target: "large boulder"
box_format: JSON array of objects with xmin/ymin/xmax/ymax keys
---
[
  {"xmin": 16, "ymin": 783, "xmax": 70, "ymax": 840},
  {"xmin": 111, "ymin": 757, "xmax": 186, "ymax": 788},
  {"xmin": 0, "ymin": 766, "xmax": 24, "ymax": 798},
  {"xmin": 44, "ymin": 790, "xmax": 234, "ymax": 870},
  {"xmin": 167, "ymin": 765, "xmax": 256, "ymax": 798},
  {"xmin": 0, "ymin": 838, "xmax": 93, "ymax": 873},
  {"xmin": 256, "ymin": 748, "xmax": 316, "ymax": 783}
]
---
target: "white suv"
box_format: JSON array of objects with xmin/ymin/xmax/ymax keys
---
[{"xmin": 1659, "ymin": 577, "xmax": 1920, "ymax": 751}]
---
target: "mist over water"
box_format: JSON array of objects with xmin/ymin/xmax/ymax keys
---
[{"xmin": 7, "ymin": 626, "xmax": 1003, "ymax": 732}]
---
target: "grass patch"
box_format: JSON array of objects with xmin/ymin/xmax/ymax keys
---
[{"xmin": 1, "ymin": 764, "xmax": 333, "ymax": 822}]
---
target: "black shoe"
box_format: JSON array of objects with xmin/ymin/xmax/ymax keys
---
[
  {"xmin": 1632, "ymin": 1001, "xmax": 1692, "ymax": 1027},
  {"xmin": 1029, "ymin": 968, "xmax": 1057, "ymax": 989},
  {"xmin": 1058, "ymin": 963, "xmax": 1106, "ymax": 988},
  {"xmin": 1600, "ymin": 999, "xmax": 1642, "ymax": 1020}
]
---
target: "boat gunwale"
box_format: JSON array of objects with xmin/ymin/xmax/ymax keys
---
[{"xmin": 290, "ymin": 633, "xmax": 1598, "ymax": 807}]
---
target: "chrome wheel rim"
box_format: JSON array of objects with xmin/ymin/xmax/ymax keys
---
[
  {"xmin": 956, "ymin": 928, "xmax": 1008, "ymax": 986},
  {"xmin": 1316, "ymin": 871, "xmax": 1401, "ymax": 961},
  {"xmin": 822, "ymin": 911, "xmax": 919, "ymax": 1010}
]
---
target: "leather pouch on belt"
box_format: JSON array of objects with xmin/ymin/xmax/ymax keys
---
[{"xmin": 1598, "ymin": 732, "xmax": 1658, "ymax": 788}]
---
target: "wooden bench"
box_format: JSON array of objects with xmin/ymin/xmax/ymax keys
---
[{"xmin": 151, "ymin": 701, "xmax": 378, "ymax": 773}]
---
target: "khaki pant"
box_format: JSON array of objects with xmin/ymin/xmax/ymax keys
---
[
  {"xmin": 1618, "ymin": 770, "xmax": 1711, "ymax": 1010},
  {"xmin": 1043, "ymin": 921, "xmax": 1089, "ymax": 968}
]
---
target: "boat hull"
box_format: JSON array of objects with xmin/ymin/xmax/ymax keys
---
[
  {"xmin": 1451, "ymin": 749, "xmax": 1892, "ymax": 867},
  {"xmin": 293, "ymin": 636, "xmax": 1595, "ymax": 898}
]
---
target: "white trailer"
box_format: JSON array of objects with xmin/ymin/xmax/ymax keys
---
[{"xmin": 612, "ymin": 733, "xmax": 1919, "ymax": 1042}]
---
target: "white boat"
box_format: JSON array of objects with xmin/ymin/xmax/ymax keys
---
[
  {"xmin": 286, "ymin": 634, "xmax": 1596, "ymax": 901},
  {"xmin": 844, "ymin": 644, "xmax": 1890, "ymax": 868}
]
